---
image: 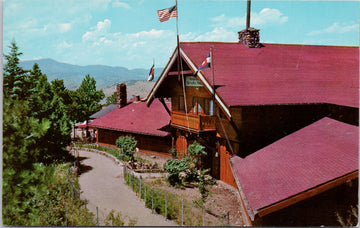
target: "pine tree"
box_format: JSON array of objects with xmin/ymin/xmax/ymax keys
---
[
  {"xmin": 3, "ymin": 40, "xmax": 29, "ymax": 99},
  {"xmin": 3, "ymin": 98, "xmax": 50, "ymax": 224},
  {"xmin": 75, "ymin": 74, "xmax": 105, "ymax": 137},
  {"xmin": 105, "ymin": 91, "xmax": 117, "ymax": 105},
  {"xmin": 27, "ymin": 66, "xmax": 72, "ymax": 163}
]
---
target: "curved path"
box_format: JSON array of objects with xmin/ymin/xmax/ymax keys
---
[{"xmin": 77, "ymin": 149, "xmax": 177, "ymax": 226}]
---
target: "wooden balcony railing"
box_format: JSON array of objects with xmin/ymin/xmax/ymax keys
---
[{"xmin": 170, "ymin": 111, "xmax": 216, "ymax": 132}]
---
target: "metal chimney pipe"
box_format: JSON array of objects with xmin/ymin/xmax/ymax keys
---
[{"xmin": 246, "ymin": 0, "xmax": 251, "ymax": 30}]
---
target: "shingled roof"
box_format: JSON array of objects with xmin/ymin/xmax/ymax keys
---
[
  {"xmin": 90, "ymin": 104, "xmax": 117, "ymax": 119},
  {"xmin": 89, "ymin": 99, "xmax": 171, "ymax": 137},
  {"xmin": 182, "ymin": 42, "xmax": 359, "ymax": 107},
  {"xmin": 147, "ymin": 42, "xmax": 359, "ymax": 117},
  {"xmin": 229, "ymin": 117, "xmax": 359, "ymax": 220}
]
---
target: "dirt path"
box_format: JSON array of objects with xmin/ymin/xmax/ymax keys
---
[{"xmin": 77, "ymin": 149, "xmax": 177, "ymax": 226}]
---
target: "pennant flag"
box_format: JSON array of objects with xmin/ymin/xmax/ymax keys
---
[
  {"xmin": 198, "ymin": 53, "xmax": 211, "ymax": 70},
  {"xmin": 195, "ymin": 53, "xmax": 211, "ymax": 76},
  {"xmin": 148, "ymin": 64, "xmax": 155, "ymax": 81},
  {"xmin": 157, "ymin": 5, "xmax": 177, "ymax": 22}
]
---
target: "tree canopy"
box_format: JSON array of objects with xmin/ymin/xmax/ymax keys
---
[
  {"xmin": 75, "ymin": 74, "xmax": 105, "ymax": 122},
  {"xmin": 2, "ymin": 41, "xmax": 102, "ymax": 225}
]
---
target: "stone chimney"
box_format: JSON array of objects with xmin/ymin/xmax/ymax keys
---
[
  {"xmin": 116, "ymin": 83, "xmax": 127, "ymax": 108},
  {"xmin": 135, "ymin": 95, "xmax": 141, "ymax": 102},
  {"xmin": 238, "ymin": 28, "xmax": 262, "ymax": 48},
  {"xmin": 238, "ymin": 0, "xmax": 262, "ymax": 48}
]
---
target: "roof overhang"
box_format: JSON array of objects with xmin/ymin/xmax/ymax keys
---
[
  {"xmin": 256, "ymin": 170, "xmax": 358, "ymax": 218},
  {"xmin": 229, "ymin": 117, "xmax": 359, "ymax": 221},
  {"xmin": 231, "ymin": 160, "xmax": 358, "ymax": 221},
  {"xmin": 146, "ymin": 47, "xmax": 232, "ymax": 119}
]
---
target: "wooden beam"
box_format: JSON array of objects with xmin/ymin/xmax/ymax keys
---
[
  {"xmin": 168, "ymin": 70, "xmax": 193, "ymax": 76},
  {"xmin": 158, "ymin": 97, "xmax": 171, "ymax": 116},
  {"xmin": 257, "ymin": 170, "xmax": 359, "ymax": 218}
]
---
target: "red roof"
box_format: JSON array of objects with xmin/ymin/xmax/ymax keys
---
[
  {"xmin": 180, "ymin": 42, "xmax": 359, "ymax": 108},
  {"xmin": 89, "ymin": 100, "xmax": 171, "ymax": 137},
  {"xmin": 230, "ymin": 117, "xmax": 358, "ymax": 216}
]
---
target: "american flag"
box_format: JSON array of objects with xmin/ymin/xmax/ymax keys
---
[{"xmin": 157, "ymin": 5, "xmax": 177, "ymax": 22}]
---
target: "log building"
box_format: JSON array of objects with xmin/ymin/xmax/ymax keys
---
[
  {"xmin": 145, "ymin": 29, "xmax": 359, "ymax": 225},
  {"xmin": 89, "ymin": 83, "xmax": 172, "ymax": 155}
]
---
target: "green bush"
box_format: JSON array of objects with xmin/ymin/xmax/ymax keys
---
[
  {"xmin": 116, "ymin": 136, "xmax": 137, "ymax": 159},
  {"xmin": 163, "ymin": 158, "xmax": 190, "ymax": 186},
  {"xmin": 163, "ymin": 141, "xmax": 208, "ymax": 187},
  {"xmin": 3, "ymin": 163, "xmax": 95, "ymax": 226}
]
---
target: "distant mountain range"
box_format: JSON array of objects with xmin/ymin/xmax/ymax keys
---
[{"xmin": 20, "ymin": 58, "xmax": 162, "ymax": 92}]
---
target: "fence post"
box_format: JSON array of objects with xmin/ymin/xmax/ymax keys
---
[
  {"xmin": 203, "ymin": 207, "xmax": 205, "ymax": 226},
  {"xmin": 71, "ymin": 183, "xmax": 74, "ymax": 199},
  {"xmin": 123, "ymin": 165, "xmax": 126, "ymax": 180},
  {"xmin": 181, "ymin": 198, "xmax": 184, "ymax": 226},
  {"xmin": 151, "ymin": 189, "xmax": 154, "ymax": 214},
  {"xmin": 165, "ymin": 193, "xmax": 167, "ymax": 220},
  {"xmin": 227, "ymin": 211, "xmax": 230, "ymax": 225},
  {"xmin": 65, "ymin": 205, "xmax": 68, "ymax": 226},
  {"xmin": 130, "ymin": 173, "xmax": 132, "ymax": 188},
  {"xmin": 144, "ymin": 183, "xmax": 147, "ymax": 203},
  {"xmin": 140, "ymin": 178, "xmax": 142, "ymax": 199},
  {"xmin": 96, "ymin": 206, "xmax": 99, "ymax": 226}
]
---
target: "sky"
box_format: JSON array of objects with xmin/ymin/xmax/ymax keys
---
[{"xmin": 3, "ymin": 0, "xmax": 359, "ymax": 69}]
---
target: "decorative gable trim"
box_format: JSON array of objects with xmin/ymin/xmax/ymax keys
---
[
  {"xmin": 146, "ymin": 47, "xmax": 232, "ymax": 119},
  {"xmin": 180, "ymin": 48, "xmax": 232, "ymax": 119},
  {"xmin": 146, "ymin": 48, "xmax": 178, "ymax": 106}
]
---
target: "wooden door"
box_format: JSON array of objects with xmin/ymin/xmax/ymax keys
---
[
  {"xmin": 219, "ymin": 141, "xmax": 237, "ymax": 188},
  {"xmin": 176, "ymin": 135, "xmax": 187, "ymax": 159}
]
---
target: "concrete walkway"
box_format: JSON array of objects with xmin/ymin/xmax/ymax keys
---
[{"xmin": 77, "ymin": 149, "xmax": 177, "ymax": 226}]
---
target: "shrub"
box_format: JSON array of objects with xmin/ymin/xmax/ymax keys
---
[
  {"xmin": 104, "ymin": 209, "xmax": 138, "ymax": 226},
  {"xmin": 163, "ymin": 158, "xmax": 190, "ymax": 186},
  {"xmin": 169, "ymin": 147, "xmax": 177, "ymax": 158},
  {"xmin": 116, "ymin": 136, "xmax": 137, "ymax": 159},
  {"xmin": 187, "ymin": 141, "xmax": 207, "ymax": 168},
  {"xmin": 194, "ymin": 169, "xmax": 216, "ymax": 208},
  {"xmin": 164, "ymin": 141, "xmax": 208, "ymax": 186},
  {"xmin": 3, "ymin": 163, "xmax": 96, "ymax": 226}
]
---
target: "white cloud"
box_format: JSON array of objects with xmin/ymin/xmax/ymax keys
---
[
  {"xmin": 44, "ymin": 23, "xmax": 72, "ymax": 33},
  {"xmin": 112, "ymin": 0, "xmax": 131, "ymax": 9},
  {"xmin": 307, "ymin": 22, "xmax": 359, "ymax": 36},
  {"xmin": 193, "ymin": 27, "xmax": 237, "ymax": 42},
  {"xmin": 210, "ymin": 8, "xmax": 288, "ymax": 29},
  {"xmin": 252, "ymin": 8, "xmax": 288, "ymax": 26},
  {"xmin": 82, "ymin": 19, "xmax": 112, "ymax": 41},
  {"xmin": 59, "ymin": 41, "xmax": 73, "ymax": 49}
]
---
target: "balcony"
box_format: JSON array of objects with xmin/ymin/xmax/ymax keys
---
[{"xmin": 170, "ymin": 111, "xmax": 216, "ymax": 133}]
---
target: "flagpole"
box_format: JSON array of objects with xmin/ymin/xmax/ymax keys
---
[
  {"xmin": 175, "ymin": 0, "xmax": 181, "ymax": 82},
  {"xmin": 210, "ymin": 46, "xmax": 215, "ymax": 102}
]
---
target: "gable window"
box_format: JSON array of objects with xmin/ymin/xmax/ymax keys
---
[
  {"xmin": 179, "ymin": 96, "xmax": 185, "ymax": 111},
  {"xmin": 192, "ymin": 97, "xmax": 204, "ymax": 115},
  {"xmin": 191, "ymin": 97, "xmax": 214, "ymax": 116}
]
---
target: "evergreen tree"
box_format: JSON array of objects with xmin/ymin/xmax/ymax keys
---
[
  {"xmin": 3, "ymin": 98, "xmax": 50, "ymax": 224},
  {"xmin": 75, "ymin": 74, "xmax": 105, "ymax": 137},
  {"xmin": 3, "ymin": 40, "xmax": 29, "ymax": 99},
  {"xmin": 105, "ymin": 91, "xmax": 117, "ymax": 105},
  {"xmin": 27, "ymin": 66, "xmax": 72, "ymax": 163}
]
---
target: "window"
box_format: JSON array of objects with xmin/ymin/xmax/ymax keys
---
[
  {"xmin": 179, "ymin": 96, "xmax": 185, "ymax": 111},
  {"xmin": 191, "ymin": 97, "xmax": 214, "ymax": 115},
  {"xmin": 204, "ymin": 98, "xmax": 214, "ymax": 116}
]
